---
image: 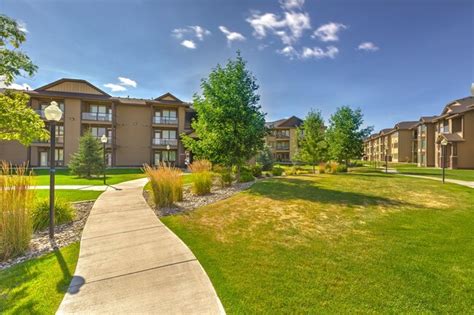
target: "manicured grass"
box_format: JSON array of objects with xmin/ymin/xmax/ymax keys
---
[
  {"xmin": 32, "ymin": 168, "xmax": 145, "ymax": 186},
  {"xmin": 35, "ymin": 189, "xmax": 103, "ymax": 203},
  {"xmin": 162, "ymin": 171, "xmax": 474, "ymax": 313},
  {"xmin": 394, "ymin": 166, "xmax": 474, "ymax": 182},
  {"xmin": 0, "ymin": 242, "xmax": 80, "ymax": 314}
]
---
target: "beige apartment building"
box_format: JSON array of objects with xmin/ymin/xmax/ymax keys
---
[
  {"xmin": 434, "ymin": 97, "xmax": 474, "ymax": 169},
  {"xmin": 0, "ymin": 78, "xmax": 193, "ymax": 167},
  {"xmin": 265, "ymin": 116, "xmax": 303, "ymax": 164},
  {"xmin": 364, "ymin": 96, "xmax": 474, "ymax": 169}
]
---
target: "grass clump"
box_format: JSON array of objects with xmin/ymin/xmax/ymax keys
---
[
  {"xmin": 214, "ymin": 165, "xmax": 233, "ymax": 188},
  {"xmin": 271, "ymin": 166, "xmax": 284, "ymax": 176},
  {"xmin": 143, "ymin": 163, "xmax": 183, "ymax": 208},
  {"xmin": 0, "ymin": 162, "xmax": 35, "ymax": 261},
  {"xmin": 238, "ymin": 171, "xmax": 255, "ymax": 183},
  {"xmin": 190, "ymin": 160, "xmax": 212, "ymax": 195},
  {"xmin": 31, "ymin": 199, "xmax": 75, "ymax": 231}
]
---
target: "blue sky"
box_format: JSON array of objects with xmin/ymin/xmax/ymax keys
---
[{"xmin": 2, "ymin": 0, "xmax": 473, "ymax": 131}]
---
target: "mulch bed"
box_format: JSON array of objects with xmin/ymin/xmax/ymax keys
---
[{"xmin": 0, "ymin": 200, "xmax": 95, "ymax": 270}]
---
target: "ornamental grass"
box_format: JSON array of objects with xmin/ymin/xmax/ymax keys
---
[
  {"xmin": 189, "ymin": 160, "xmax": 212, "ymax": 195},
  {"xmin": 143, "ymin": 163, "xmax": 183, "ymax": 208},
  {"xmin": 0, "ymin": 162, "xmax": 35, "ymax": 260}
]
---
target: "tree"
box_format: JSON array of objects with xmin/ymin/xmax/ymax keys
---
[
  {"xmin": 68, "ymin": 133, "xmax": 105, "ymax": 178},
  {"xmin": 256, "ymin": 144, "xmax": 274, "ymax": 171},
  {"xmin": 295, "ymin": 109, "xmax": 327, "ymax": 173},
  {"xmin": 0, "ymin": 91, "xmax": 48, "ymax": 144},
  {"xmin": 0, "ymin": 14, "xmax": 45, "ymax": 145},
  {"xmin": 181, "ymin": 52, "xmax": 267, "ymax": 179},
  {"xmin": 0, "ymin": 15, "xmax": 38, "ymax": 85},
  {"xmin": 326, "ymin": 106, "xmax": 373, "ymax": 165}
]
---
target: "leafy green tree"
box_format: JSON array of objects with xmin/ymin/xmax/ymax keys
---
[
  {"xmin": 0, "ymin": 14, "xmax": 37, "ymax": 85},
  {"xmin": 0, "ymin": 14, "xmax": 45, "ymax": 145},
  {"xmin": 68, "ymin": 132, "xmax": 105, "ymax": 178},
  {"xmin": 326, "ymin": 106, "xmax": 373, "ymax": 165},
  {"xmin": 295, "ymin": 109, "xmax": 327, "ymax": 173},
  {"xmin": 181, "ymin": 52, "xmax": 266, "ymax": 179},
  {"xmin": 256, "ymin": 144, "xmax": 274, "ymax": 171},
  {"xmin": 0, "ymin": 91, "xmax": 48, "ymax": 144}
]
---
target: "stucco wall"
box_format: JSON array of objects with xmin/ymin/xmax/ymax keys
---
[{"xmin": 0, "ymin": 141, "xmax": 28, "ymax": 165}]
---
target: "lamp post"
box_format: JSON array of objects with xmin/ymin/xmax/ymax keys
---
[
  {"xmin": 385, "ymin": 149, "xmax": 389, "ymax": 173},
  {"xmin": 166, "ymin": 144, "xmax": 170, "ymax": 166},
  {"xmin": 44, "ymin": 101, "xmax": 63, "ymax": 240},
  {"xmin": 441, "ymin": 139, "xmax": 448, "ymax": 184},
  {"xmin": 101, "ymin": 134, "xmax": 108, "ymax": 185}
]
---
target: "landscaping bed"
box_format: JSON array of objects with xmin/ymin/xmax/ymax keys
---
[{"xmin": 0, "ymin": 200, "xmax": 94, "ymax": 270}]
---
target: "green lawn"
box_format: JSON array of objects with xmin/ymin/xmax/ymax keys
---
[
  {"xmin": 0, "ymin": 243, "xmax": 80, "ymax": 314},
  {"xmin": 35, "ymin": 189, "xmax": 103, "ymax": 203},
  {"xmin": 32, "ymin": 168, "xmax": 145, "ymax": 185},
  {"xmin": 162, "ymin": 170, "xmax": 474, "ymax": 313},
  {"xmin": 393, "ymin": 165, "xmax": 474, "ymax": 182}
]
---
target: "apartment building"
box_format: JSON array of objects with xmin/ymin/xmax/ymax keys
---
[
  {"xmin": 416, "ymin": 116, "xmax": 438, "ymax": 167},
  {"xmin": 0, "ymin": 78, "xmax": 193, "ymax": 167},
  {"xmin": 433, "ymin": 97, "xmax": 474, "ymax": 169},
  {"xmin": 265, "ymin": 116, "xmax": 303, "ymax": 164}
]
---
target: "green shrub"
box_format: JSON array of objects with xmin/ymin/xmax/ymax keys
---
[
  {"xmin": 31, "ymin": 199, "xmax": 75, "ymax": 231},
  {"xmin": 336, "ymin": 164, "xmax": 348, "ymax": 173},
  {"xmin": 256, "ymin": 145, "xmax": 274, "ymax": 171},
  {"xmin": 191, "ymin": 172, "xmax": 212, "ymax": 195},
  {"xmin": 218, "ymin": 170, "xmax": 233, "ymax": 188},
  {"xmin": 0, "ymin": 162, "xmax": 35, "ymax": 260},
  {"xmin": 250, "ymin": 165, "xmax": 262, "ymax": 178},
  {"xmin": 272, "ymin": 167, "xmax": 284, "ymax": 176},
  {"xmin": 286, "ymin": 166, "xmax": 297, "ymax": 175},
  {"xmin": 68, "ymin": 132, "xmax": 105, "ymax": 178},
  {"xmin": 143, "ymin": 164, "xmax": 183, "ymax": 208},
  {"xmin": 238, "ymin": 171, "xmax": 255, "ymax": 183},
  {"xmin": 326, "ymin": 162, "xmax": 338, "ymax": 174},
  {"xmin": 318, "ymin": 163, "xmax": 326, "ymax": 174}
]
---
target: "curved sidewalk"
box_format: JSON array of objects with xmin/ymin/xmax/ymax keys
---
[{"xmin": 57, "ymin": 178, "xmax": 224, "ymax": 314}]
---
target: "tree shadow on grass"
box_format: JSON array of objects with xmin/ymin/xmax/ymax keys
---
[{"xmin": 249, "ymin": 177, "xmax": 413, "ymax": 207}]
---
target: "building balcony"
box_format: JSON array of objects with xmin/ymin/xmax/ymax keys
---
[
  {"xmin": 33, "ymin": 136, "xmax": 64, "ymax": 145},
  {"xmin": 153, "ymin": 117, "xmax": 178, "ymax": 125},
  {"xmin": 275, "ymin": 146, "xmax": 290, "ymax": 151},
  {"xmin": 152, "ymin": 138, "xmax": 178, "ymax": 146},
  {"xmin": 275, "ymin": 134, "xmax": 290, "ymax": 139},
  {"xmin": 82, "ymin": 112, "xmax": 112, "ymax": 122}
]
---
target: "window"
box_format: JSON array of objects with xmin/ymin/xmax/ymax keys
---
[
  {"xmin": 162, "ymin": 150, "xmax": 177, "ymax": 162},
  {"xmin": 90, "ymin": 105, "xmax": 108, "ymax": 114},
  {"xmin": 162, "ymin": 130, "xmax": 177, "ymax": 139},
  {"xmin": 162, "ymin": 110, "xmax": 177, "ymax": 119},
  {"xmin": 89, "ymin": 127, "xmax": 112, "ymax": 139}
]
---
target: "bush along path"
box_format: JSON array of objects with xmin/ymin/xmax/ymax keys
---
[{"xmin": 57, "ymin": 178, "xmax": 224, "ymax": 314}]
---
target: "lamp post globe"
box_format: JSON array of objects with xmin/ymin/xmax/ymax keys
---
[
  {"xmin": 44, "ymin": 101, "xmax": 63, "ymax": 121},
  {"xmin": 440, "ymin": 138, "xmax": 448, "ymax": 184},
  {"xmin": 101, "ymin": 134, "xmax": 108, "ymax": 185},
  {"xmin": 101, "ymin": 134, "xmax": 108, "ymax": 144},
  {"xmin": 166, "ymin": 144, "xmax": 170, "ymax": 151}
]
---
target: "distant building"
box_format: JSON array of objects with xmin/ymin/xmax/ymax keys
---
[{"xmin": 265, "ymin": 116, "xmax": 303, "ymax": 164}]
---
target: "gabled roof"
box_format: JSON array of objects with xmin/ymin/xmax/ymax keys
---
[
  {"xmin": 394, "ymin": 121, "xmax": 418, "ymax": 130},
  {"xmin": 35, "ymin": 78, "xmax": 111, "ymax": 96},
  {"xmin": 380, "ymin": 128, "xmax": 394, "ymax": 135},
  {"xmin": 155, "ymin": 92, "xmax": 183, "ymax": 103},
  {"xmin": 437, "ymin": 133, "xmax": 465, "ymax": 142},
  {"xmin": 439, "ymin": 96, "xmax": 474, "ymax": 117},
  {"xmin": 266, "ymin": 116, "xmax": 303, "ymax": 128},
  {"xmin": 420, "ymin": 116, "xmax": 438, "ymax": 123}
]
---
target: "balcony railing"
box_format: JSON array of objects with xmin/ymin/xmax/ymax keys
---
[
  {"xmin": 152, "ymin": 138, "xmax": 178, "ymax": 146},
  {"xmin": 276, "ymin": 146, "xmax": 290, "ymax": 150},
  {"xmin": 275, "ymin": 133, "xmax": 290, "ymax": 138},
  {"xmin": 153, "ymin": 117, "xmax": 178, "ymax": 125},
  {"xmin": 34, "ymin": 136, "xmax": 64, "ymax": 144},
  {"xmin": 82, "ymin": 112, "xmax": 112, "ymax": 121}
]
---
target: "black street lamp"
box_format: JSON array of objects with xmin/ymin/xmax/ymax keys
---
[
  {"xmin": 385, "ymin": 149, "xmax": 389, "ymax": 173},
  {"xmin": 101, "ymin": 134, "xmax": 108, "ymax": 185},
  {"xmin": 441, "ymin": 138, "xmax": 448, "ymax": 184},
  {"xmin": 44, "ymin": 101, "xmax": 63, "ymax": 239}
]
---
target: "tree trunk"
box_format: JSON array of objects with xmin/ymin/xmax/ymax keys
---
[{"xmin": 312, "ymin": 164, "xmax": 316, "ymax": 174}]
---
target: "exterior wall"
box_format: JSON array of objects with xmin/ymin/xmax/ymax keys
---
[
  {"xmin": 115, "ymin": 104, "xmax": 151, "ymax": 166},
  {"xmin": 45, "ymin": 82, "xmax": 103, "ymax": 95},
  {"xmin": 289, "ymin": 128, "xmax": 298, "ymax": 160},
  {"xmin": 0, "ymin": 141, "xmax": 28, "ymax": 165},
  {"xmin": 397, "ymin": 130, "xmax": 413, "ymax": 162},
  {"xmin": 456, "ymin": 111, "xmax": 474, "ymax": 168},
  {"xmin": 64, "ymin": 99, "xmax": 82, "ymax": 164},
  {"xmin": 178, "ymin": 107, "xmax": 187, "ymax": 166}
]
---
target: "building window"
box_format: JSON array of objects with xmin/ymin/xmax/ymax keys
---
[
  {"xmin": 154, "ymin": 150, "xmax": 177, "ymax": 165},
  {"xmin": 88, "ymin": 127, "xmax": 112, "ymax": 141},
  {"xmin": 162, "ymin": 130, "xmax": 177, "ymax": 139}
]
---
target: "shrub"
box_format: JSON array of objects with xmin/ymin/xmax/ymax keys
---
[
  {"xmin": 189, "ymin": 160, "xmax": 212, "ymax": 195},
  {"xmin": 238, "ymin": 171, "xmax": 254, "ymax": 183},
  {"xmin": 68, "ymin": 132, "xmax": 105, "ymax": 178},
  {"xmin": 326, "ymin": 162, "xmax": 338, "ymax": 174},
  {"xmin": 250, "ymin": 165, "xmax": 262, "ymax": 178},
  {"xmin": 336, "ymin": 164, "xmax": 348, "ymax": 173},
  {"xmin": 272, "ymin": 167, "xmax": 284, "ymax": 176},
  {"xmin": 285, "ymin": 166, "xmax": 297, "ymax": 176},
  {"xmin": 218, "ymin": 170, "xmax": 233, "ymax": 188},
  {"xmin": 256, "ymin": 145, "xmax": 274, "ymax": 171},
  {"xmin": 0, "ymin": 162, "xmax": 35, "ymax": 260},
  {"xmin": 31, "ymin": 198, "xmax": 75, "ymax": 231},
  {"xmin": 318, "ymin": 163, "xmax": 326, "ymax": 174},
  {"xmin": 143, "ymin": 163, "xmax": 183, "ymax": 208}
]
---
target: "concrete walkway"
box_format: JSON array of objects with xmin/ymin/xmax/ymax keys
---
[
  {"xmin": 379, "ymin": 168, "xmax": 474, "ymax": 189},
  {"xmin": 57, "ymin": 178, "xmax": 225, "ymax": 314}
]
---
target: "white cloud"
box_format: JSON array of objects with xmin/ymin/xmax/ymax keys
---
[
  {"xmin": 301, "ymin": 46, "xmax": 339, "ymax": 59},
  {"xmin": 280, "ymin": 0, "xmax": 305, "ymax": 10},
  {"xmin": 104, "ymin": 83, "xmax": 127, "ymax": 92},
  {"xmin": 219, "ymin": 26, "xmax": 246, "ymax": 45},
  {"xmin": 312, "ymin": 22, "xmax": 347, "ymax": 42},
  {"xmin": 172, "ymin": 25, "xmax": 211, "ymax": 41},
  {"xmin": 181, "ymin": 40, "xmax": 196, "ymax": 49},
  {"xmin": 5, "ymin": 82, "xmax": 32, "ymax": 90},
  {"xmin": 358, "ymin": 41, "xmax": 379, "ymax": 51},
  {"xmin": 247, "ymin": 11, "xmax": 310, "ymax": 45},
  {"xmin": 278, "ymin": 45, "xmax": 339, "ymax": 60},
  {"xmin": 17, "ymin": 21, "xmax": 28, "ymax": 33},
  {"xmin": 118, "ymin": 77, "xmax": 137, "ymax": 88}
]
